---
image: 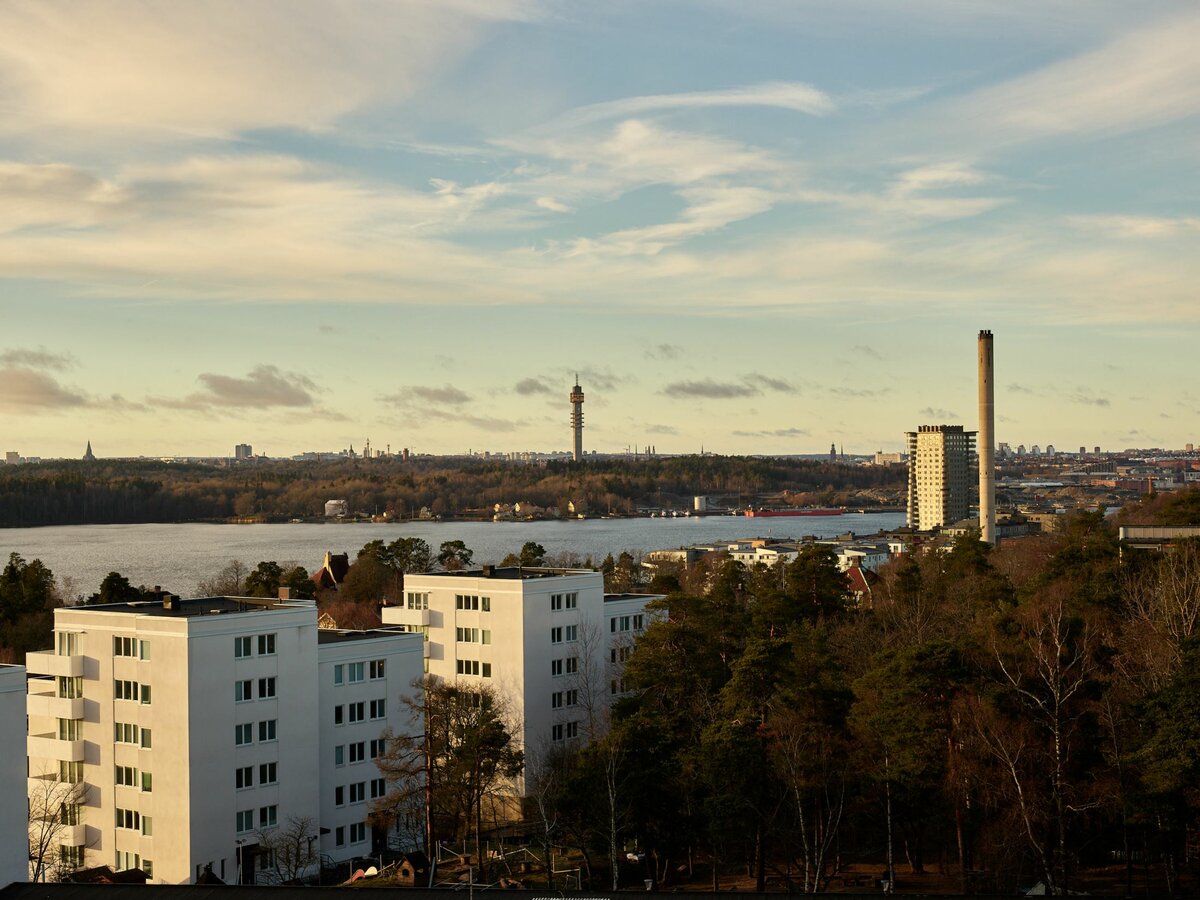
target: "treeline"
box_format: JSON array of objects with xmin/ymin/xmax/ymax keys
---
[
  {"xmin": 506, "ymin": 506, "xmax": 1200, "ymax": 895},
  {"xmin": 0, "ymin": 456, "xmax": 905, "ymax": 527}
]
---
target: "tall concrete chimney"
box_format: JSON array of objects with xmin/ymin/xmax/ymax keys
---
[
  {"xmin": 570, "ymin": 375, "xmax": 585, "ymax": 463},
  {"xmin": 978, "ymin": 330, "xmax": 996, "ymax": 544}
]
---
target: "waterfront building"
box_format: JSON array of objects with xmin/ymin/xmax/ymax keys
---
[
  {"xmin": 906, "ymin": 425, "xmax": 977, "ymax": 531},
  {"xmin": 381, "ymin": 567, "xmax": 661, "ymax": 792},
  {"xmin": 1, "ymin": 665, "xmax": 26, "ymax": 885},
  {"xmin": 24, "ymin": 595, "xmax": 422, "ymax": 884}
]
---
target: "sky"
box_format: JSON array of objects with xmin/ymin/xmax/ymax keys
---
[{"xmin": 2, "ymin": 0, "xmax": 1199, "ymax": 458}]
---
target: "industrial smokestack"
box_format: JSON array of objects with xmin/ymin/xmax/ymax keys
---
[{"xmin": 978, "ymin": 330, "xmax": 996, "ymax": 544}]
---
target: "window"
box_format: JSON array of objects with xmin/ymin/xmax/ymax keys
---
[
  {"xmin": 114, "ymin": 679, "xmax": 139, "ymax": 701},
  {"xmin": 348, "ymin": 702, "xmax": 365, "ymax": 723},
  {"xmin": 258, "ymin": 719, "xmax": 277, "ymax": 742},
  {"xmin": 334, "ymin": 745, "xmax": 345, "ymax": 766},
  {"xmin": 115, "ymin": 850, "xmax": 140, "ymax": 872},
  {"xmin": 566, "ymin": 721, "xmax": 579, "ymax": 739},
  {"xmin": 115, "ymin": 765, "xmax": 137, "ymax": 787},
  {"xmin": 142, "ymin": 816, "xmax": 154, "ymax": 837},
  {"xmin": 550, "ymin": 626, "xmax": 563, "ymax": 644},
  {"xmin": 235, "ymin": 723, "xmax": 253, "ymax": 746},
  {"xmin": 115, "ymin": 808, "xmax": 140, "ymax": 830},
  {"xmin": 335, "ymin": 786, "xmax": 345, "ymax": 807},
  {"xmin": 334, "ymin": 704, "xmax": 344, "ymax": 725},
  {"xmin": 406, "ymin": 591, "xmax": 429, "ymax": 610},
  {"xmin": 565, "ymin": 689, "xmax": 579, "ymax": 707},
  {"xmin": 456, "ymin": 594, "xmax": 490, "ymax": 611},
  {"xmin": 350, "ymin": 822, "xmax": 366, "ymax": 843},
  {"xmin": 59, "ymin": 761, "xmax": 83, "ymax": 784},
  {"xmin": 115, "ymin": 722, "xmax": 138, "ymax": 744},
  {"xmin": 114, "ymin": 636, "xmax": 138, "ymax": 657},
  {"xmin": 551, "ymin": 691, "xmax": 563, "ymax": 709},
  {"xmin": 140, "ymin": 727, "xmax": 152, "ymax": 749},
  {"xmin": 141, "ymin": 772, "xmax": 153, "ymax": 792},
  {"xmin": 57, "ymin": 676, "xmax": 82, "ymax": 699},
  {"xmin": 370, "ymin": 659, "xmax": 386, "ymax": 679},
  {"xmin": 140, "ymin": 684, "xmax": 152, "ymax": 705},
  {"xmin": 258, "ymin": 677, "xmax": 276, "ymax": 698},
  {"xmin": 235, "ymin": 680, "xmax": 252, "ymax": 702},
  {"xmin": 565, "ymin": 624, "xmax": 578, "ymax": 642},
  {"xmin": 348, "ymin": 662, "xmax": 364, "ymax": 683},
  {"xmin": 482, "ymin": 662, "xmax": 492, "ymax": 677},
  {"xmin": 551, "ymin": 659, "xmax": 563, "ymax": 677},
  {"xmin": 610, "ymin": 615, "xmax": 632, "ymax": 633},
  {"xmin": 259, "ymin": 805, "xmax": 277, "ymax": 828},
  {"xmin": 60, "ymin": 845, "xmax": 85, "ymax": 869},
  {"xmin": 565, "ymin": 656, "xmax": 578, "ymax": 675},
  {"xmin": 257, "ymin": 633, "xmax": 276, "ymax": 656},
  {"xmin": 456, "ymin": 659, "xmax": 480, "ymax": 676},
  {"xmin": 369, "ymin": 699, "xmax": 386, "ymax": 719},
  {"xmin": 141, "ymin": 859, "xmax": 153, "ymax": 878},
  {"xmin": 236, "ymin": 766, "xmax": 253, "ymax": 790},
  {"xmin": 259, "ymin": 762, "xmax": 277, "ymax": 785},
  {"xmin": 370, "ymin": 777, "xmax": 386, "ymax": 799},
  {"xmin": 333, "ymin": 664, "xmax": 343, "ymax": 685},
  {"xmin": 60, "ymin": 803, "xmax": 81, "ymax": 826},
  {"xmin": 139, "ymin": 640, "xmax": 151, "ymax": 660},
  {"xmin": 551, "ymin": 723, "xmax": 564, "ymax": 742},
  {"xmin": 349, "ymin": 782, "xmax": 365, "ymax": 803},
  {"xmin": 335, "ymin": 826, "xmax": 346, "ymax": 847},
  {"xmin": 456, "ymin": 627, "xmax": 479, "ymax": 643},
  {"xmin": 57, "ymin": 632, "xmax": 80, "ymax": 656},
  {"xmin": 551, "ymin": 592, "xmax": 577, "ymax": 611},
  {"xmin": 236, "ymin": 810, "xmax": 254, "ymax": 833},
  {"xmin": 370, "ymin": 738, "xmax": 385, "ymax": 759},
  {"xmin": 234, "ymin": 636, "xmax": 251, "ymax": 658},
  {"xmin": 611, "ymin": 678, "xmax": 627, "ymax": 695},
  {"xmin": 58, "ymin": 718, "xmax": 82, "ymax": 740},
  {"xmin": 634, "ymin": 614, "xmax": 645, "ymax": 631},
  {"xmin": 349, "ymin": 742, "xmax": 365, "ymax": 764}
]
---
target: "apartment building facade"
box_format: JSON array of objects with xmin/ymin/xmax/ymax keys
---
[
  {"xmin": 1, "ymin": 665, "xmax": 26, "ymax": 886},
  {"xmin": 906, "ymin": 424, "xmax": 977, "ymax": 531},
  {"xmin": 25, "ymin": 595, "xmax": 422, "ymax": 885},
  {"xmin": 380, "ymin": 567, "xmax": 661, "ymax": 777}
]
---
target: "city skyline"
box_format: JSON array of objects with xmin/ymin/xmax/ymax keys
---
[{"xmin": 2, "ymin": 2, "xmax": 1199, "ymax": 458}]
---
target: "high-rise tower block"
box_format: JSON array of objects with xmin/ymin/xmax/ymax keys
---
[{"xmin": 570, "ymin": 377, "xmax": 585, "ymax": 462}]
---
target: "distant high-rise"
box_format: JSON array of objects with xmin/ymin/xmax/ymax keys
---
[
  {"xmin": 830, "ymin": 443, "xmax": 837, "ymax": 464},
  {"xmin": 978, "ymin": 330, "xmax": 996, "ymax": 544},
  {"xmin": 82, "ymin": 441, "xmax": 96, "ymax": 462},
  {"xmin": 570, "ymin": 376, "xmax": 585, "ymax": 462},
  {"xmin": 234, "ymin": 443, "xmax": 253, "ymax": 460},
  {"xmin": 906, "ymin": 425, "xmax": 976, "ymax": 531}
]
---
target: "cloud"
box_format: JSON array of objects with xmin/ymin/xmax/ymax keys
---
[
  {"xmin": 152, "ymin": 365, "xmax": 318, "ymax": 410},
  {"xmin": 645, "ymin": 424, "xmax": 679, "ymax": 435},
  {"xmin": 317, "ymin": 324, "xmax": 338, "ymax": 335},
  {"xmin": 918, "ymin": 407, "xmax": 959, "ymax": 419},
  {"xmin": 663, "ymin": 379, "xmax": 758, "ymax": 399},
  {"xmin": 853, "ymin": 344, "xmax": 885, "ymax": 361},
  {"xmin": 732, "ymin": 427, "xmax": 810, "ymax": 438},
  {"xmin": 535, "ymin": 196, "xmax": 570, "ymax": 213},
  {"xmin": 1066, "ymin": 391, "xmax": 1110, "ymax": 408},
  {"xmin": 1007, "ymin": 383, "xmax": 1034, "ymax": 394},
  {"xmin": 0, "ymin": 367, "xmax": 89, "ymax": 412},
  {"xmin": 1067, "ymin": 214, "xmax": 1200, "ymax": 239},
  {"xmin": 383, "ymin": 384, "xmax": 473, "ymax": 406},
  {"xmin": 547, "ymin": 82, "xmax": 835, "ymax": 130},
  {"xmin": 829, "ymin": 385, "xmax": 884, "ymax": 398},
  {"xmin": 0, "ymin": 347, "xmax": 76, "ymax": 371},
  {"xmin": 745, "ymin": 373, "xmax": 795, "ymax": 393},
  {"xmin": 645, "ymin": 343, "xmax": 683, "ymax": 361},
  {"xmin": 514, "ymin": 377, "xmax": 554, "ymax": 396}
]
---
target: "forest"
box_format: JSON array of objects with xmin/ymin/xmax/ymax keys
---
[{"xmin": 0, "ymin": 456, "xmax": 905, "ymax": 527}]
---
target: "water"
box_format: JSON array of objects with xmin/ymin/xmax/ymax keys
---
[{"xmin": 0, "ymin": 513, "xmax": 907, "ymax": 596}]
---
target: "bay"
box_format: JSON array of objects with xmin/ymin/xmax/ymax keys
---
[{"xmin": 0, "ymin": 512, "xmax": 907, "ymax": 597}]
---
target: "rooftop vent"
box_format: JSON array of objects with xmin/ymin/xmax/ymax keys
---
[
  {"xmin": 482, "ymin": 564, "xmax": 495, "ymax": 577},
  {"xmin": 162, "ymin": 594, "xmax": 179, "ymax": 611}
]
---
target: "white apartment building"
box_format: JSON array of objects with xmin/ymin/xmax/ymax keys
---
[
  {"xmin": 906, "ymin": 425, "xmax": 977, "ymax": 531},
  {"xmin": 381, "ymin": 567, "xmax": 661, "ymax": 784},
  {"xmin": 1, "ymin": 665, "xmax": 27, "ymax": 886},
  {"xmin": 25, "ymin": 595, "xmax": 422, "ymax": 885}
]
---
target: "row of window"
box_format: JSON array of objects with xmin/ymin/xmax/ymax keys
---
[
  {"xmin": 114, "ymin": 722, "xmax": 153, "ymax": 748},
  {"xmin": 235, "ymin": 762, "xmax": 278, "ymax": 789},
  {"xmin": 406, "ymin": 591, "xmax": 429, "ymax": 610},
  {"xmin": 455, "ymin": 627, "xmax": 491, "ymax": 644},
  {"xmin": 332, "ymin": 777, "xmax": 386, "ymax": 806},
  {"xmin": 610, "ymin": 646, "xmax": 632, "ymax": 664},
  {"xmin": 334, "ymin": 823, "xmax": 368, "ymax": 846},
  {"xmin": 235, "ymin": 805, "xmax": 278, "ymax": 833},
  {"xmin": 455, "ymin": 659, "xmax": 492, "ymax": 677},
  {"xmin": 59, "ymin": 761, "xmax": 84, "ymax": 784},
  {"xmin": 550, "ymin": 657, "xmax": 578, "ymax": 677},
  {"xmin": 57, "ymin": 676, "xmax": 83, "ymax": 699},
  {"xmin": 332, "ymin": 660, "xmax": 386, "ymax": 684},
  {"xmin": 114, "ymin": 679, "xmax": 151, "ymax": 704},
  {"xmin": 113, "ymin": 636, "xmax": 151, "ymax": 659},
  {"xmin": 550, "ymin": 624, "xmax": 578, "ymax": 644},
  {"xmin": 114, "ymin": 765, "xmax": 152, "ymax": 792},
  {"xmin": 550, "ymin": 592, "xmax": 578, "ymax": 611},
  {"xmin": 234, "ymin": 634, "xmax": 276, "ymax": 658},
  {"xmin": 550, "ymin": 689, "xmax": 578, "ymax": 709},
  {"xmin": 332, "ymin": 699, "xmax": 385, "ymax": 725},
  {"xmin": 114, "ymin": 807, "xmax": 153, "ymax": 832},
  {"xmin": 551, "ymin": 721, "xmax": 579, "ymax": 742},
  {"xmin": 455, "ymin": 594, "xmax": 491, "ymax": 611},
  {"xmin": 334, "ymin": 738, "xmax": 385, "ymax": 766},
  {"xmin": 234, "ymin": 720, "xmax": 277, "ymax": 745},
  {"xmin": 610, "ymin": 614, "xmax": 644, "ymax": 633},
  {"xmin": 114, "ymin": 850, "xmax": 151, "ymax": 878},
  {"xmin": 235, "ymin": 677, "xmax": 276, "ymax": 702}
]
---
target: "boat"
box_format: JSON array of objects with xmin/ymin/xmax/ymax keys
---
[{"xmin": 743, "ymin": 508, "xmax": 844, "ymax": 517}]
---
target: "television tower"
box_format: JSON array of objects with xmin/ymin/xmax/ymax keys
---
[
  {"xmin": 570, "ymin": 376, "xmax": 585, "ymax": 462},
  {"xmin": 978, "ymin": 330, "xmax": 996, "ymax": 544}
]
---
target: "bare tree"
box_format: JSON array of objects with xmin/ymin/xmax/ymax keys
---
[
  {"xmin": 1120, "ymin": 538, "xmax": 1200, "ymax": 691},
  {"xmin": 257, "ymin": 815, "xmax": 319, "ymax": 883},
  {"xmin": 28, "ymin": 769, "xmax": 89, "ymax": 883},
  {"xmin": 570, "ymin": 616, "xmax": 610, "ymax": 742},
  {"xmin": 196, "ymin": 559, "xmax": 249, "ymax": 596},
  {"xmin": 525, "ymin": 744, "xmax": 565, "ymax": 889}
]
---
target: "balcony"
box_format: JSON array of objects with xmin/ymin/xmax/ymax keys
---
[
  {"xmin": 28, "ymin": 733, "xmax": 86, "ymax": 762},
  {"xmin": 27, "ymin": 691, "xmax": 85, "ymax": 720},
  {"xmin": 26, "ymin": 651, "xmax": 83, "ymax": 678},
  {"xmin": 59, "ymin": 822, "xmax": 88, "ymax": 846}
]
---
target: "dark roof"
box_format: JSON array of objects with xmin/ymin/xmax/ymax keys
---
[
  {"xmin": 60, "ymin": 596, "xmax": 299, "ymax": 619},
  {"xmin": 317, "ymin": 627, "xmax": 415, "ymax": 645},
  {"xmin": 421, "ymin": 566, "xmax": 595, "ymax": 581},
  {"xmin": 604, "ymin": 592, "xmax": 664, "ymax": 603}
]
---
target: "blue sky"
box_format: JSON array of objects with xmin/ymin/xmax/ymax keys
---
[{"xmin": 2, "ymin": 1, "xmax": 1198, "ymax": 458}]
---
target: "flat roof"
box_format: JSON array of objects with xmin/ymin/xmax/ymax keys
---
[
  {"xmin": 411, "ymin": 566, "xmax": 596, "ymax": 581},
  {"xmin": 604, "ymin": 592, "xmax": 665, "ymax": 603},
  {"xmin": 317, "ymin": 627, "xmax": 417, "ymax": 645},
  {"xmin": 61, "ymin": 596, "xmax": 309, "ymax": 618}
]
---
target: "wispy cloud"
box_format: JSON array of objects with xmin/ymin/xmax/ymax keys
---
[
  {"xmin": 918, "ymin": 406, "xmax": 959, "ymax": 419},
  {"xmin": 151, "ymin": 365, "xmax": 318, "ymax": 410},
  {"xmin": 732, "ymin": 427, "xmax": 809, "ymax": 438},
  {"xmin": 514, "ymin": 377, "xmax": 554, "ymax": 396},
  {"xmin": 1067, "ymin": 214, "xmax": 1200, "ymax": 239},
  {"xmin": 0, "ymin": 367, "xmax": 89, "ymax": 412},
  {"xmin": 383, "ymin": 384, "xmax": 473, "ymax": 406},
  {"xmin": 664, "ymin": 379, "xmax": 758, "ymax": 400},
  {"xmin": 1066, "ymin": 390, "xmax": 1111, "ymax": 408},
  {"xmin": 645, "ymin": 343, "xmax": 684, "ymax": 361},
  {"xmin": 0, "ymin": 347, "xmax": 76, "ymax": 371},
  {"xmin": 853, "ymin": 344, "xmax": 885, "ymax": 361}
]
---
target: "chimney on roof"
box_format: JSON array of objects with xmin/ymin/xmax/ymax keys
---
[
  {"xmin": 162, "ymin": 593, "xmax": 179, "ymax": 611},
  {"xmin": 482, "ymin": 564, "xmax": 495, "ymax": 577},
  {"xmin": 278, "ymin": 587, "xmax": 293, "ymax": 601}
]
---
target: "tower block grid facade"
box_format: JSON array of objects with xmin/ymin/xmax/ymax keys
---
[{"xmin": 906, "ymin": 425, "xmax": 977, "ymax": 531}]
